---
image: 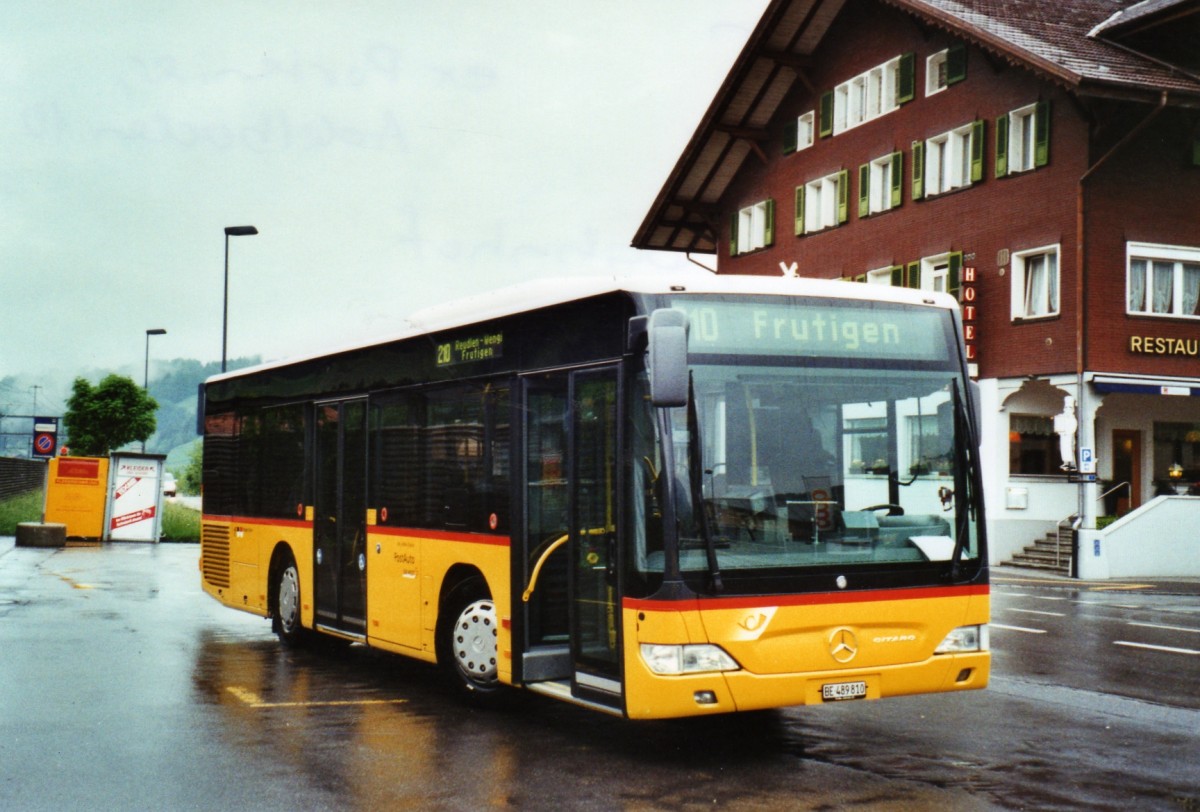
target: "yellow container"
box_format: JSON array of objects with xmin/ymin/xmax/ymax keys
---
[{"xmin": 44, "ymin": 457, "xmax": 109, "ymax": 539}]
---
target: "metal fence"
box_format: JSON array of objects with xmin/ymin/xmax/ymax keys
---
[{"xmin": 0, "ymin": 457, "xmax": 46, "ymax": 500}]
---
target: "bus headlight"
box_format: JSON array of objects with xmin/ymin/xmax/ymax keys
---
[
  {"xmin": 640, "ymin": 644, "xmax": 740, "ymax": 675},
  {"xmin": 935, "ymin": 624, "xmax": 989, "ymax": 654}
]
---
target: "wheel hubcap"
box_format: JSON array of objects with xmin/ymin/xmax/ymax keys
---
[
  {"xmin": 452, "ymin": 599, "xmax": 498, "ymax": 683},
  {"xmin": 279, "ymin": 566, "xmax": 299, "ymax": 633}
]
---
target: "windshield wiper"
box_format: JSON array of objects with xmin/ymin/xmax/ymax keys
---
[
  {"xmin": 687, "ymin": 373, "xmax": 722, "ymax": 593},
  {"xmin": 947, "ymin": 383, "xmax": 973, "ymax": 580}
]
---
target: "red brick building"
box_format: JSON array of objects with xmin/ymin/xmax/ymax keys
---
[{"xmin": 634, "ymin": 0, "xmax": 1200, "ymax": 573}]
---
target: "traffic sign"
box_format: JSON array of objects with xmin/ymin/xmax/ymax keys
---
[{"xmin": 32, "ymin": 416, "xmax": 59, "ymax": 460}]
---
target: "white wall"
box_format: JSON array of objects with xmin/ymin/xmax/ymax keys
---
[{"xmin": 1077, "ymin": 496, "xmax": 1200, "ymax": 579}]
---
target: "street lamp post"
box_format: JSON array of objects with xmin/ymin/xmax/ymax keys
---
[
  {"xmin": 222, "ymin": 225, "xmax": 259, "ymax": 373},
  {"xmin": 143, "ymin": 328, "xmax": 166, "ymax": 452}
]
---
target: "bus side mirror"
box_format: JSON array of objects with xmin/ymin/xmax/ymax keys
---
[{"xmin": 647, "ymin": 308, "xmax": 689, "ymax": 408}]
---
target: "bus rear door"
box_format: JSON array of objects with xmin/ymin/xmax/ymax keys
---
[{"xmin": 313, "ymin": 399, "xmax": 368, "ymax": 636}]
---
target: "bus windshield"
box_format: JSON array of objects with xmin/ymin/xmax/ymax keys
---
[{"xmin": 633, "ymin": 296, "xmax": 982, "ymax": 594}]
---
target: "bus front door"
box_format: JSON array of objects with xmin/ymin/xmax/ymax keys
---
[
  {"xmin": 523, "ymin": 368, "xmax": 621, "ymax": 708},
  {"xmin": 313, "ymin": 399, "xmax": 368, "ymax": 636}
]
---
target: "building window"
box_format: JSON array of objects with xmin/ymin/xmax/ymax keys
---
[
  {"xmin": 918, "ymin": 122, "xmax": 981, "ymax": 197},
  {"xmin": 859, "ymin": 152, "xmax": 902, "ymax": 217},
  {"xmin": 866, "ymin": 266, "xmax": 893, "ymax": 285},
  {"xmin": 828, "ymin": 54, "xmax": 913, "ymax": 136},
  {"xmin": 1009, "ymin": 414, "xmax": 1059, "ymax": 475},
  {"xmin": 783, "ymin": 111, "xmax": 815, "ymax": 154},
  {"xmin": 997, "ymin": 101, "xmax": 1050, "ymax": 176},
  {"xmin": 729, "ymin": 199, "xmax": 775, "ymax": 256},
  {"xmin": 1153, "ymin": 422, "xmax": 1200, "ymax": 493},
  {"xmin": 926, "ymin": 44, "xmax": 966, "ymax": 96},
  {"xmin": 1012, "ymin": 245, "xmax": 1060, "ymax": 320},
  {"xmin": 1127, "ymin": 242, "xmax": 1200, "ymax": 318},
  {"xmin": 794, "ymin": 171, "xmax": 848, "ymax": 235}
]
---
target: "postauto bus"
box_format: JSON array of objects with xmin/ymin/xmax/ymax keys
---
[{"xmin": 199, "ymin": 274, "xmax": 989, "ymax": 719}]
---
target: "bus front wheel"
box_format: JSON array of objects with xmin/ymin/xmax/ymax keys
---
[{"xmin": 437, "ymin": 577, "xmax": 502, "ymax": 700}]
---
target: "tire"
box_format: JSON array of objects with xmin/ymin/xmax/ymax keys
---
[
  {"xmin": 437, "ymin": 577, "xmax": 503, "ymax": 701},
  {"xmin": 274, "ymin": 554, "xmax": 307, "ymax": 647}
]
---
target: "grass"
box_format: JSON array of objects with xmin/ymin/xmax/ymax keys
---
[
  {"xmin": 0, "ymin": 490, "xmax": 200, "ymax": 542},
  {"xmin": 0, "ymin": 490, "xmax": 43, "ymax": 535},
  {"xmin": 162, "ymin": 501, "xmax": 201, "ymax": 542}
]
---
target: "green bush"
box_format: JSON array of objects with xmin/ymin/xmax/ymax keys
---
[
  {"xmin": 0, "ymin": 490, "xmax": 43, "ymax": 535},
  {"xmin": 162, "ymin": 501, "xmax": 200, "ymax": 542}
]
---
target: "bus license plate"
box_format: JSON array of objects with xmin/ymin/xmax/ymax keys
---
[{"xmin": 822, "ymin": 681, "xmax": 867, "ymax": 701}]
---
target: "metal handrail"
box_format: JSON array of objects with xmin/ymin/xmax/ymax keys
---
[
  {"xmin": 1048, "ymin": 482, "xmax": 1132, "ymax": 571},
  {"xmin": 1055, "ymin": 513, "xmax": 1081, "ymax": 569},
  {"xmin": 1098, "ymin": 481, "xmax": 1131, "ymax": 505}
]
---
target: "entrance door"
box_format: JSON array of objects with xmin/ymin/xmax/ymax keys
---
[
  {"xmin": 1112, "ymin": 429, "xmax": 1142, "ymax": 514},
  {"xmin": 314, "ymin": 399, "xmax": 368, "ymax": 634},
  {"xmin": 523, "ymin": 367, "xmax": 621, "ymax": 702}
]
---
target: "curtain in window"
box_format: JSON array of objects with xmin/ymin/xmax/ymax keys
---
[
  {"xmin": 1184, "ymin": 263, "xmax": 1200, "ymax": 316},
  {"xmin": 1152, "ymin": 260, "xmax": 1174, "ymax": 313},
  {"xmin": 1046, "ymin": 253, "xmax": 1058, "ymax": 312},
  {"xmin": 1129, "ymin": 259, "xmax": 1147, "ymax": 311},
  {"xmin": 1024, "ymin": 254, "xmax": 1052, "ymax": 315}
]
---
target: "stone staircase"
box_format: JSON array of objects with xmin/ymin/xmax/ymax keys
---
[{"xmin": 1005, "ymin": 524, "xmax": 1074, "ymax": 574}]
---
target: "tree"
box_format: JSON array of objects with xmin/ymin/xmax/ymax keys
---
[
  {"xmin": 180, "ymin": 440, "xmax": 203, "ymax": 495},
  {"xmin": 64, "ymin": 375, "xmax": 158, "ymax": 456}
]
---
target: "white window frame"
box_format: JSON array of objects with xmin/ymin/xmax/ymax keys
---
[
  {"xmin": 924, "ymin": 123, "xmax": 974, "ymax": 196},
  {"xmin": 796, "ymin": 111, "xmax": 815, "ymax": 152},
  {"xmin": 926, "ymin": 50, "xmax": 949, "ymax": 96},
  {"xmin": 735, "ymin": 200, "xmax": 772, "ymax": 255},
  {"xmin": 867, "ymin": 266, "xmax": 893, "ymax": 285},
  {"xmin": 922, "ymin": 254, "xmax": 951, "ymax": 294},
  {"xmin": 1011, "ymin": 244, "xmax": 1060, "ymax": 320},
  {"xmin": 804, "ymin": 173, "xmax": 841, "ymax": 234},
  {"xmin": 1009, "ymin": 104, "xmax": 1037, "ymax": 173},
  {"xmin": 833, "ymin": 56, "xmax": 900, "ymax": 135},
  {"xmin": 1127, "ymin": 241, "xmax": 1200, "ymax": 319},
  {"xmin": 868, "ymin": 154, "xmax": 895, "ymax": 215}
]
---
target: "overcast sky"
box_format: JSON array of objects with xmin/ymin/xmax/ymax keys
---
[{"xmin": 0, "ymin": 1, "xmax": 769, "ymax": 413}]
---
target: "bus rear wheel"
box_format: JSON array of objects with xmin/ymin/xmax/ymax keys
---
[
  {"xmin": 274, "ymin": 555, "xmax": 306, "ymax": 647},
  {"xmin": 438, "ymin": 577, "xmax": 502, "ymax": 700}
]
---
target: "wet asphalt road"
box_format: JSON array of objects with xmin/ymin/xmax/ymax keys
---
[{"xmin": 1, "ymin": 539, "xmax": 1198, "ymax": 811}]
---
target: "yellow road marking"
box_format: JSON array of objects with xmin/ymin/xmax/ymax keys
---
[
  {"xmin": 993, "ymin": 575, "xmax": 1153, "ymax": 591},
  {"xmin": 226, "ymin": 685, "xmax": 407, "ymax": 708}
]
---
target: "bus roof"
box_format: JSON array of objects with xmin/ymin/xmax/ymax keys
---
[{"xmin": 208, "ymin": 271, "xmax": 959, "ymax": 384}]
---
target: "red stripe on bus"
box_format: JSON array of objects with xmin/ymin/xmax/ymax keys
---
[
  {"xmin": 201, "ymin": 516, "xmax": 511, "ymax": 547},
  {"xmin": 369, "ymin": 525, "xmax": 511, "ymax": 547},
  {"xmin": 202, "ymin": 514, "xmax": 313, "ymax": 530},
  {"xmin": 624, "ymin": 584, "xmax": 988, "ymax": 612}
]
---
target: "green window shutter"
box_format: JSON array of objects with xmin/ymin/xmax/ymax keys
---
[
  {"xmin": 890, "ymin": 265, "xmax": 904, "ymax": 287},
  {"xmin": 897, "ymin": 53, "xmax": 916, "ymax": 104},
  {"xmin": 729, "ymin": 212, "xmax": 739, "ymax": 256},
  {"xmin": 946, "ymin": 44, "xmax": 967, "ymax": 85},
  {"xmin": 906, "ymin": 261, "xmax": 921, "ymax": 290},
  {"xmin": 858, "ymin": 164, "xmax": 870, "ymax": 217},
  {"xmin": 794, "ymin": 186, "xmax": 805, "ymax": 236},
  {"xmin": 764, "ymin": 198, "xmax": 776, "ymax": 247},
  {"xmin": 995, "ymin": 113, "xmax": 1010, "ymax": 177},
  {"xmin": 837, "ymin": 169, "xmax": 849, "ymax": 224},
  {"xmin": 890, "ymin": 151, "xmax": 904, "ymax": 208},
  {"xmin": 911, "ymin": 140, "xmax": 925, "ymax": 200},
  {"xmin": 819, "ymin": 91, "xmax": 834, "ymax": 138},
  {"xmin": 970, "ymin": 119, "xmax": 986, "ymax": 182},
  {"xmin": 1034, "ymin": 99, "xmax": 1051, "ymax": 167},
  {"xmin": 948, "ymin": 252, "xmax": 963, "ymax": 300},
  {"xmin": 782, "ymin": 119, "xmax": 798, "ymax": 155}
]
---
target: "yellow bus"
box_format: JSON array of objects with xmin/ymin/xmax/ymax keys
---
[{"xmin": 200, "ymin": 275, "xmax": 989, "ymax": 719}]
